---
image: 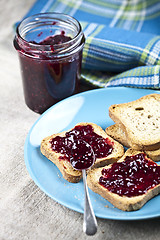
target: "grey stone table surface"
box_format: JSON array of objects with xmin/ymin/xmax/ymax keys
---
[{"xmin": 0, "ymin": 1, "xmax": 160, "ymax": 239}]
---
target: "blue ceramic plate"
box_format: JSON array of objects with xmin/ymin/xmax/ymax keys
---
[{"xmin": 24, "ymin": 87, "xmax": 160, "ymax": 220}]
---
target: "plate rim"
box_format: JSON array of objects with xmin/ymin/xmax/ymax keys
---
[{"xmin": 24, "ymin": 87, "xmax": 160, "ymax": 221}]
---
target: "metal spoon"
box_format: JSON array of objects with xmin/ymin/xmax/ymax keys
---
[
  {"xmin": 70, "ymin": 140, "xmax": 98, "ymax": 236},
  {"xmin": 82, "ymin": 169, "xmax": 97, "ymax": 235}
]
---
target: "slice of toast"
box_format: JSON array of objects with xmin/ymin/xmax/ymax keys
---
[
  {"xmin": 87, "ymin": 148, "xmax": 160, "ymax": 211},
  {"xmin": 106, "ymin": 124, "xmax": 160, "ymax": 161},
  {"xmin": 109, "ymin": 93, "xmax": 160, "ymax": 151},
  {"xmin": 105, "ymin": 124, "xmax": 130, "ymax": 148},
  {"xmin": 40, "ymin": 123, "xmax": 124, "ymax": 183}
]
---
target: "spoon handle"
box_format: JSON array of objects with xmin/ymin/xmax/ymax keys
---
[{"xmin": 82, "ymin": 169, "xmax": 97, "ymax": 236}]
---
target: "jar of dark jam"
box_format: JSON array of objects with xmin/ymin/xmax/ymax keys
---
[{"xmin": 14, "ymin": 13, "xmax": 85, "ymax": 114}]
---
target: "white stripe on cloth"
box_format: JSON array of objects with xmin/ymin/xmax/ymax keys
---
[
  {"xmin": 147, "ymin": 40, "xmax": 160, "ymax": 65},
  {"xmin": 154, "ymin": 65, "xmax": 160, "ymax": 86},
  {"xmin": 87, "ymin": 37, "xmax": 144, "ymax": 52},
  {"xmin": 85, "ymin": 45, "xmax": 135, "ymax": 61},
  {"xmin": 105, "ymin": 76, "xmax": 152, "ymax": 87},
  {"xmin": 83, "ymin": 23, "xmax": 98, "ymax": 37},
  {"xmin": 40, "ymin": 0, "xmax": 55, "ymax": 12},
  {"xmin": 136, "ymin": 0, "xmax": 146, "ymax": 32},
  {"xmin": 123, "ymin": 2, "xmax": 160, "ymax": 17},
  {"xmin": 69, "ymin": 0, "xmax": 83, "ymax": 16},
  {"xmin": 54, "ymin": 2, "xmax": 68, "ymax": 12},
  {"xmin": 122, "ymin": 0, "xmax": 139, "ymax": 30},
  {"xmin": 109, "ymin": 0, "xmax": 127, "ymax": 28},
  {"xmin": 91, "ymin": 37, "xmax": 160, "ymax": 64},
  {"xmin": 81, "ymin": 1, "xmax": 117, "ymax": 16}
]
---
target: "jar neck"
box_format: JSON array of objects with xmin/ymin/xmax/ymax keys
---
[{"xmin": 14, "ymin": 13, "xmax": 85, "ymax": 60}]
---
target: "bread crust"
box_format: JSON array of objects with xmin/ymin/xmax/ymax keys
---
[
  {"xmin": 106, "ymin": 124, "xmax": 160, "ymax": 161},
  {"xmin": 40, "ymin": 122, "xmax": 124, "ymax": 183},
  {"xmin": 109, "ymin": 94, "xmax": 160, "ymax": 151},
  {"xmin": 106, "ymin": 124, "xmax": 130, "ymax": 148},
  {"xmin": 87, "ymin": 149, "xmax": 160, "ymax": 211}
]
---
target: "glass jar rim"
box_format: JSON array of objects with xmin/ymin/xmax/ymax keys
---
[{"xmin": 15, "ymin": 12, "xmax": 85, "ymax": 58}]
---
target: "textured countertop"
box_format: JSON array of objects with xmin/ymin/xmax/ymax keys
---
[{"xmin": 1, "ymin": 1, "xmax": 160, "ymax": 239}]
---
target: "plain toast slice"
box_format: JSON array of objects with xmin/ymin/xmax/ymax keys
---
[
  {"xmin": 106, "ymin": 124, "xmax": 160, "ymax": 161},
  {"xmin": 40, "ymin": 123, "xmax": 124, "ymax": 183},
  {"xmin": 87, "ymin": 148, "xmax": 160, "ymax": 211},
  {"xmin": 106, "ymin": 124, "xmax": 130, "ymax": 148},
  {"xmin": 109, "ymin": 94, "xmax": 160, "ymax": 151}
]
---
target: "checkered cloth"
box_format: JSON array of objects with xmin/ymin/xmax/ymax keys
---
[{"xmin": 16, "ymin": 0, "xmax": 160, "ymax": 88}]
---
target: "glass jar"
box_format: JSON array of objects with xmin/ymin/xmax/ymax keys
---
[{"xmin": 14, "ymin": 13, "xmax": 85, "ymax": 114}]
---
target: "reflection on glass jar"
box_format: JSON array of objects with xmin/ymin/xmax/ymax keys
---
[{"xmin": 14, "ymin": 13, "xmax": 85, "ymax": 114}]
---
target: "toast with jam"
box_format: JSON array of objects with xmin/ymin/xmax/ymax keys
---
[
  {"xmin": 40, "ymin": 123, "xmax": 124, "ymax": 183},
  {"xmin": 106, "ymin": 124, "xmax": 160, "ymax": 161},
  {"xmin": 109, "ymin": 93, "xmax": 160, "ymax": 151},
  {"xmin": 87, "ymin": 148, "xmax": 160, "ymax": 211}
]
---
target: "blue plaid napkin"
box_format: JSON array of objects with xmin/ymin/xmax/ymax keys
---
[{"xmin": 16, "ymin": 0, "xmax": 160, "ymax": 89}]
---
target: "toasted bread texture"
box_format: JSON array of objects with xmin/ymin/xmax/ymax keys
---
[
  {"xmin": 40, "ymin": 123, "xmax": 124, "ymax": 183},
  {"xmin": 109, "ymin": 94, "xmax": 160, "ymax": 151},
  {"xmin": 106, "ymin": 124, "xmax": 130, "ymax": 148},
  {"xmin": 106, "ymin": 124, "xmax": 160, "ymax": 161},
  {"xmin": 87, "ymin": 148, "xmax": 160, "ymax": 211}
]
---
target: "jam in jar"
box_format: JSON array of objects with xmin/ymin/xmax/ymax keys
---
[{"xmin": 14, "ymin": 13, "xmax": 85, "ymax": 114}]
